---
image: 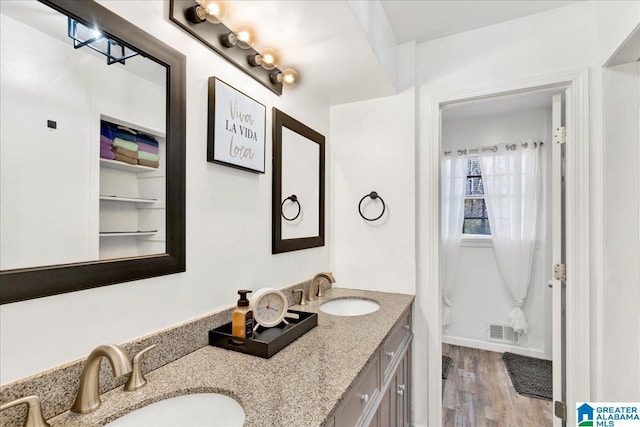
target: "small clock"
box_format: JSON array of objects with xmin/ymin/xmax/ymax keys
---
[{"xmin": 250, "ymin": 287, "xmax": 289, "ymax": 328}]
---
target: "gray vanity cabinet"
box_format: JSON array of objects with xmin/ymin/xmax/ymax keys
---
[{"xmin": 333, "ymin": 306, "xmax": 413, "ymax": 427}]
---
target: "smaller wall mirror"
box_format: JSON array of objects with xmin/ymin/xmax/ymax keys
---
[{"xmin": 272, "ymin": 108, "xmax": 325, "ymax": 253}]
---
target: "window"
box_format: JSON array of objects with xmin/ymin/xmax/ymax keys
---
[{"xmin": 463, "ymin": 156, "xmax": 491, "ymax": 235}]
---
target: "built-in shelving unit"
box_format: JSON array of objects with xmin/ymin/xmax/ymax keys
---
[{"xmin": 99, "ymin": 115, "xmax": 166, "ymax": 260}]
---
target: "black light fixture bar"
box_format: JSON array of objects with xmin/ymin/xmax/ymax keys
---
[
  {"xmin": 169, "ymin": 0, "xmax": 284, "ymax": 95},
  {"xmin": 67, "ymin": 18, "xmax": 139, "ymax": 65}
]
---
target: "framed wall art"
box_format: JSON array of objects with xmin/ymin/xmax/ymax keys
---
[{"xmin": 207, "ymin": 77, "xmax": 266, "ymax": 173}]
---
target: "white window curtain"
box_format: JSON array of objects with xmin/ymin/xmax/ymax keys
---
[
  {"xmin": 441, "ymin": 152, "xmax": 468, "ymax": 328},
  {"xmin": 479, "ymin": 144, "xmax": 542, "ymax": 335}
]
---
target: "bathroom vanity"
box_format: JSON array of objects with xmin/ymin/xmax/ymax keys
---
[{"xmin": 35, "ymin": 288, "xmax": 413, "ymax": 427}]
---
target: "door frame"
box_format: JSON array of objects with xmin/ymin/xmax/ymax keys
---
[{"xmin": 418, "ymin": 68, "xmax": 590, "ymax": 427}]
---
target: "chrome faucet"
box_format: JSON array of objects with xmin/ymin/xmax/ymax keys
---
[
  {"xmin": 0, "ymin": 395, "xmax": 50, "ymax": 427},
  {"xmin": 308, "ymin": 272, "xmax": 335, "ymax": 301},
  {"xmin": 71, "ymin": 344, "xmax": 132, "ymax": 414}
]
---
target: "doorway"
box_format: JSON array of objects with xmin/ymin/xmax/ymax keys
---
[
  {"xmin": 419, "ymin": 69, "xmax": 590, "ymax": 427},
  {"xmin": 439, "ymin": 88, "xmax": 563, "ymax": 426}
]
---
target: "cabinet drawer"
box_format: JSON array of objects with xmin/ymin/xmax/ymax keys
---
[
  {"xmin": 382, "ymin": 309, "xmax": 411, "ymax": 381},
  {"xmin": 338, "ymin": 352, "xmax": 380, "ymax": 427}
]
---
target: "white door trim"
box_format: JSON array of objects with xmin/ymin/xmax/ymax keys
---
[{"xmin": 418, "ymin": 68, "xmax": 590, "ymax": 427}]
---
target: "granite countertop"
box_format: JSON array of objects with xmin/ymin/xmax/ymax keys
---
[{"xmin": 48, "ymin": 288, "xmax": 414, "ymax": 427}]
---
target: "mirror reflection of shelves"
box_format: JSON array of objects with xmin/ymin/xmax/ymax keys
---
[{"xmin": 99, "ymin": 115, "xmax": 166, "ymax": 260}]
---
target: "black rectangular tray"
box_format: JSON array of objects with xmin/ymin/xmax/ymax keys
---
[{"xmin": 208, "ymin": 309, "xmax": 317, "ymax": 358}]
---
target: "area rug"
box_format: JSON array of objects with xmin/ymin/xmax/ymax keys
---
[
  {"xmin": 442, "ymin": 355, "xmax": 452, "ymax": 379},
  {"xmin": 502, "ymin": 352, "xmax": 552, "ymax": 401}
]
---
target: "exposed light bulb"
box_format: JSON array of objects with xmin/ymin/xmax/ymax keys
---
[
  {"xmin": 234, "ymin": 24, "xmax": 255, "ymax": 49},
  {"xmin": 270, "ymin": 68, "xmax": 299, "ymax": 88},
  {"xmin": 90, "ymin": 28, "xmax": 102, "ymax": 39},
  {"xmin": 200, "ymin": 0, "xmax": 226, "ymax": 24},
  {"xmin": 259, "ymin": 48, "xmax": 279, "ymax": 70},
  {"xmin": 280, "ymin": 68, "xmax": 298, "ymax": 87}
]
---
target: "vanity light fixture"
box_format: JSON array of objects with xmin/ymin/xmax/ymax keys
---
[
  {"xmin": 170, "ymin": 0, "xmax": 299, "ymax": 94},
  {"xmin": 67, "ymin": 18, "xmax": 139, "ymax": 65}
]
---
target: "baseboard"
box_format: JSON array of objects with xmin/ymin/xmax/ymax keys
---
[{"xmin": 442, "ymin": 335, "xmax": 549, "ymax": 360}]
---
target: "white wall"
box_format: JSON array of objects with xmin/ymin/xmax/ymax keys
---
[
  {"xmin": 441, "ymin": 108, "xmax": 553, "ymax": 359},
  {"xmin": 412, "ymin": 2, "xmax": 640, "ymax": 425},
  {"xmin": 329, "ymin": 86, "xmax": 416, "ymax": 295},
  {"xmin": 602, "ymin": 60, "xmax": 640, "ymax": 401},
  {"xmin": 0, "ymin": 0, "xmax": 330, "ymax": 385}
]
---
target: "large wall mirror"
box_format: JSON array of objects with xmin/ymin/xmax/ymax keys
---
[
  {"xmin": 0, "ymin": 0, "xmax": 186, "ymax": 304},
  {"xmin": 272, "ymin": 108, "xmax": 325, "ymax": 253}
]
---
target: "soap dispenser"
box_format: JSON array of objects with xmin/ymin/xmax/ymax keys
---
[{"xmin": 232, "ymin": 290, "xmax": 254, "ymax": 339}]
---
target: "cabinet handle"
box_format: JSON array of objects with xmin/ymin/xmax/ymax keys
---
[
  {"xmin": 404, "ymin": 324, "xmax": 410, "ymax": 331},
  {"xmin": 397, "ymin": 384, "xmax": 405, "ymax": 396},
  {"xmin": 360, "ymin": 393, "xmax": 369, "ymax": 404},
  {"xmin": 386, "ymin": 351, "xmax": 395, "ymax": 358}
]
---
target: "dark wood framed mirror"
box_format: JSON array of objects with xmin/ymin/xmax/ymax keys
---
[
  {"xmin": 272, "ymin": 108, "xmax": 325, "ymax": 254},
  {"xmin": 0, "ymin": 0, "xmax": 186, "ymax": 304}
]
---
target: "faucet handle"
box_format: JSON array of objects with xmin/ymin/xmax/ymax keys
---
[
  {"xmin": 0, "ymin": 395, "xmax": 50, "ymax": 427},
  {"xmin": 125, "ymin": 344, "xmax": 156, "ymax": 391},
  {"xmin": 293, "ymin": 289, "xmax": 307, "ymax": 306}
]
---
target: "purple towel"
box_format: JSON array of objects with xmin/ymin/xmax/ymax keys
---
[
  {"xmin": 137, "ymin": 142, "xmax": 159, "ymax": 154},
  {"xmin": 100, "ymin": 146, "xmax": 115, "ymax": 160},
  {"xmin": 100, "ymin": 135, "xmax": 113, "ymax": 146},
  {"xmin": 136, "ymin": 133, "xmax": 159, "ymax": 147},
  {"xmin": 100, "ymin": 142, "xmax": 112, "ymax": 150}
]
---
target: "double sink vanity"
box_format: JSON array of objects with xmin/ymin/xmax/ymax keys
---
[{"xmin": 2, "ymin": 287, "xmax": 413, "ymax": 427}]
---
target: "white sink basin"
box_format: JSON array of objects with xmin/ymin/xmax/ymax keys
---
[
  {"xmin": 320, "ymin": 298, "xmax": 380, "ymax": 316},
  {"xmin": 106, "ymin": 393, "xmax": 245, "ymax": 426}
]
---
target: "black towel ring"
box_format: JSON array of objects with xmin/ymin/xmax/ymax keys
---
[
  {"xmin": 281, "ymin": 195, "xmax": 301, "ymax": 221},
  {"xmin": 358, "ymin": 191, "xmax": 386, "ymax": 221}
]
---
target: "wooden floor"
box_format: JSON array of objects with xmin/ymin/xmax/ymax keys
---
[{"xmin": 442, "ymin": 344, "xmax": 553, "ymax": 427}]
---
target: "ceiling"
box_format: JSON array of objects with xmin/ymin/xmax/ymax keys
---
[{"xmin": 380, "ymin": 0, "xmax": 579, "ymax": 44}]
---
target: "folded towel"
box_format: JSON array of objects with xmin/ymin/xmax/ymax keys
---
[
  {"xmin": 100, "ymin": 135, "xmax": 113, "ymax": 146},
  {"xmin": 100, "ymin": 141, "xmax": 113, "ymax": 151},
  {"xmin": 137, "ymin": 150, "xmax": 159, "ymax": 162},
  {"xmin": 136, "ymin": 132, "xmax": 158, "ymax": 147},
  {"xmin": 137, "ymin": 142, "xmax": 159, "ymax": 154},
  {"xmin": 115, "ymin": 130, "xmax": 137, "ymax": 142},
  {"xmin": 117, "ymin": 125, "xmax": 138, "ymax": 135},
  {"xmin": 136, "ymin": 133, "xmax": 159, "ymax": 147},
  {"xmin": 100, "ymin": 147, "xmax": 115, "ymax": 160},
  {"xmin": 113, "ymin": 146, "xmax": 138, "ymax": 160},
  {"xmin": 138, "ymin": 158, "xmax": 159, "ymax": 168},
  {"xmin": 113, "ymin": 137, "xmax": 139, "ymax": 152},
  {"xmin": 100, "ymin": 121, "xmax": 117, "ymax": 139},
  {"xmin": 114, "ymin": 152, "xmax": 137, "ymax": 165}
]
